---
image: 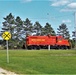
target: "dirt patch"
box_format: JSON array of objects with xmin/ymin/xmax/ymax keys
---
[{"xmin": 0, "ymin": 67, "xmax": 17, "ymax": 75}]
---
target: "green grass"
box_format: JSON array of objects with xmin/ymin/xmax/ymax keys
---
[{"xmin": 0, "ymin": 50, "xmax": 76, "ymax": 74}]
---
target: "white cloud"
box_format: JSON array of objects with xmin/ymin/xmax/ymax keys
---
[
  {"xmin": 51, "ymin": 0, "xmax": 69, "ymax": 6},
  {"xmin": 21, "ymin": 0, "xmax": 32, "ymax": 3},
  {"xmin": 50, "ymin": 0, "xmax": 76, "ymax": 12},
  {"xmin": 67, "ymin": 2, "xmax": 76, "ymax": 9},
  {"xmin": 60, "ymin": 8, "xmax": 76, "ymax": 12},
  {"xmin": 62, "ymin": 19, "xmax": 71, "ymax": 23},
  {"xmin": 60, "ymin": 2, "xmax": 76, "ymax": 12}
]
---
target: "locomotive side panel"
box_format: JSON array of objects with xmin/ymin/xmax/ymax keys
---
[
  {"xmin": 25, "ymin": 35, "xmax": 71, "ymax": 49},
  {"xmin": 26, "ymin": 36, "xmax": 56, "ymax": 45}
]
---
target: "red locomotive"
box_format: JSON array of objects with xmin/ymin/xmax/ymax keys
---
[{"xmin": 23, "ymin": 35, "xmax": 71, "ymax": 49}]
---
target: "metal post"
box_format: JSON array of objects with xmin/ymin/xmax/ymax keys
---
[
  {"xmin": 48, "ymin": 45, "xmax": 50, "ymax": 51},
  {"xmin": 6, "ymin": 40, "xmax": 9, "ymax": 63}
]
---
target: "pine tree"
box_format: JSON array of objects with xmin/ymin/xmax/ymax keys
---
[
  {"xmin": 33, "ymin": 21, "xmax": 42, "ymax": 35},
  {"xmin": 42, "ymin": 23, "xmax": 56, "ymax": 36},
  {"xmin": 2, "ymin": 13, "xmax": 15, "ymax": 34},
  {"xmin": 23, "ymin": 18, "xmax": 33, "ymax": 36},
  {"xmin": 57, "ymin": 23, "xmax": 70, "ymax": 39}
]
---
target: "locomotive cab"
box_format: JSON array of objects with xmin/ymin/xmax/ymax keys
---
[{"xmin": 56, "ymin": 36, "xmax": 70, "ymax": 49}]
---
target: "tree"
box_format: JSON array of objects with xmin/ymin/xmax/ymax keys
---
[
  {"xmin": 72, "ymin": 30, "xmax": 76, "ymax": 48},
  {"xmin": 23, "ymin": 18, "xmax": 33, "ymax": 36},
  {"xmin": 2, "ymin": 13, "xmax": 15, "ymax": 35},
  {"xmin": 42, "ymin": 23, "xmax": 56, "ymax": 36},
  {"xmin": 72, "ymin": 31, "xmax": 76, "ymax": 40},
  {"xmin": 1, "ymin": 13, "xmax": 16, "ymax": 49},
  {"xmin": 14, "ymin": 16, "xmax": 23, "ymax": 40},
  {"xmin": 33, "ymin": 21, "xmax": 42, "ymax": 35},
  {"xmin": 57, "ymin": 23, "xmax": 70, "ymax": 39}
]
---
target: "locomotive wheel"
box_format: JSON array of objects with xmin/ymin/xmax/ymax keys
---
[
  {"xmin": 36, "ymin": 46, "xmax": 40, "ymax": 50},
  {"xmin": 27, "ymin": 46, "xmax": 32, "ymax": 50},
  {"xmin": 31, "ymin": 45, "xmax": 40, "ymax": 50},
  {"xmin": 34, "ymin": 45, "xmax": 40, "ymax": 50}
]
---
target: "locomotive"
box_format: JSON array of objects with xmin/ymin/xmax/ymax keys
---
[{"xmin": 23, "ymin": 35, "xmax": 71, "ymax": 50}]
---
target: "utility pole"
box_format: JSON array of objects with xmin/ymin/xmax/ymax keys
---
[
  {"xmin": 74, "ymin": 12, "xmax": 76, "ymax": 30},
  {"xmin": 74, "ymin": 12, "xmax": 76, "ymax": 48}
]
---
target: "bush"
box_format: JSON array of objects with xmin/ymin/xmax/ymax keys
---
[
  {"xmin": 71, "ymin": 40, "xmax": 75, "ymax": 48},
  {"xmin": 0, "ymin": 45, "xmax": 4, "ymax": 50}
]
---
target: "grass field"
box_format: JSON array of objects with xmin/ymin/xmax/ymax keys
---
[{"xmin": 0, "ymin": 50, "xmax": 76, "ymax": 74}]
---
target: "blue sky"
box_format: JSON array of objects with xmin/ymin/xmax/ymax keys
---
[{"xmin": 0, "ymin": 0, "xmax": 76, "ymax": 39}]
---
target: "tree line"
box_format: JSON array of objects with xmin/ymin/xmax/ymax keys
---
[{"xmin": 0, "ymin": 13, "xmax": 75, "ymax": 49}]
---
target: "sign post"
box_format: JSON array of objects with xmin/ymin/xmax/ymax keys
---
[
  {"xmin": 48, "ymin": 45, "xmax": 50, "ymax": 51},
  {"xmin": 2, "ymin": 31, "xmax": 11, "ymax": 63},
  {"xmin": 6, "ymin": 40, "xmax": 9, "ymax": 63}
]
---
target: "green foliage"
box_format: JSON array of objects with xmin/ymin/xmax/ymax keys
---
[
  {"xmin": 0, "ymin": 50, "xmax": 76, "ymax": 74},
  {"xmin": 42, "ymin": 23, "xmax": 56, "ymax": 36},
  {"xmin": 57, "ymin": 23, "xmax": 70, "ymax": 39},
  {"xmin": 23, "ymin": 18, "xmax": 33, "ymax": 35},
  {"xmin": 70, "ymin": 39, "xmax": 75, "ymax": 48},
  {"xmin": 2, "ymin": 13, "xmax": 15, "ymax": 33},
  {"xmin": 14, "ymin": 16, "xmax": 23, "ymax": 40},
  {"xmin": 0, "ymin": 45, "xmax": 4, "ymax": 50},
  {"xmin": 33, "ymin": 21, "xmax": 42, "ymax": 35}
]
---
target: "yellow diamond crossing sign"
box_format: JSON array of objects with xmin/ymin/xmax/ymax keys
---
[{"xmin": 2, "ymin": 31, "xmax": 11, "ymax": 40}]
